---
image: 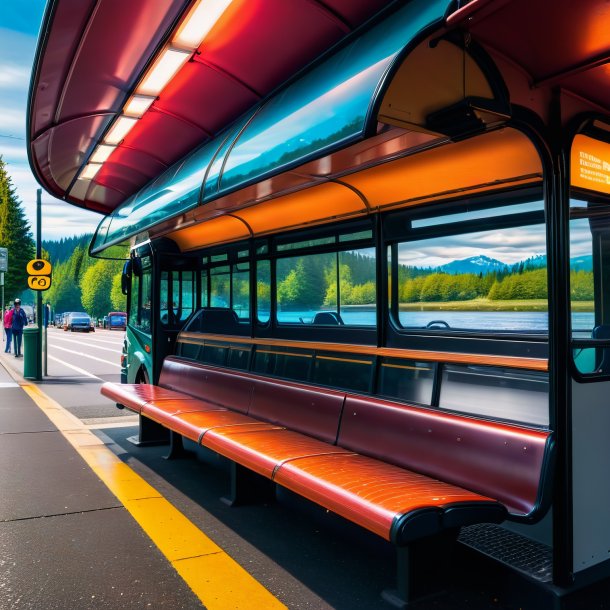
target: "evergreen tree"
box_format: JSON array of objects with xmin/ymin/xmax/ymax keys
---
[{"xmin": 0, "ymin": 157, "xmax": 35, "ymax": 300}]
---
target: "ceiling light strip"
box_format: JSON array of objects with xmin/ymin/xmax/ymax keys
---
[{"xmin": 80, "ymin": 0, "xmax": 233, "ymax": 181}]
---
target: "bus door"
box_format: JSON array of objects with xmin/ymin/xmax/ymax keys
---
[
  {"xmin": 568, "ymin": 129, "xmax": 610, "ymax": 578},
  {"xmin": 155, "ymin": 255, "xmax": 198, "ymax": 373}
]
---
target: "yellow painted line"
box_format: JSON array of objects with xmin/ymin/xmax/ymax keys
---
[{"xmin": 20, "ymin": 381, "xmax": 286, "ymax": 610}]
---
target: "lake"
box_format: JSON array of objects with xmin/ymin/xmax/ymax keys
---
[{"xmin": 275, "ymin": 309, "xmax": 596, "ymax": 332}]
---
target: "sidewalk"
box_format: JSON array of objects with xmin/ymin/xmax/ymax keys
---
[{"xmin": 0, "ymin": 356, "xmax": 201, "ymax": 609}]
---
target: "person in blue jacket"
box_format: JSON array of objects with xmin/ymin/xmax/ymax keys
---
[{"xmin": 10, "ymin": 298, "xmax": 28, "ymax": 358}]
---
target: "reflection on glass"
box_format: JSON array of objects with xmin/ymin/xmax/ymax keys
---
[
  {"xmin": 440, "ymin": 364, "xmax": 549, "ymax": 426},
  {"xmin": 219, "ymin": 0, "xmax": 449, "ymax": 194},
  {"xmin": 257, "ymin": 260, "xmax": 271, "ymax": 324}
]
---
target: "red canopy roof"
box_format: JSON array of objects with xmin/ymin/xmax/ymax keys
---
[
  {"xmin": 29, "ymin": 0, "xmax": 394, "ymax": 214},
  {"xmin": 28, "ymin": 0, "xmax": 610, "ymax": 216}
]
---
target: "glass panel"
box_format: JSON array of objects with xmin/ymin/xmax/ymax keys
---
[
  {"xmin": 201, "ymin": 342, "xmax": 229, "ymax": 367},
  {"xmin": 338, "ymin": 248, "xmax": 376, "ymax": 326},
  {"xmin": 339, "ymin": 229, "xmax": 373, "ymax": 242},
  {"xmin": 569, "ymin": 199, "xmax": 607, "ymax": 375},
  {"xmin": 91, "ymin": 142, "xmax": 217, "ymax": 253},
  {"xmin": 232, "ymin": 262, "xmax": 250, "ymax": 320},
  {"xmin": 219, "ymin": 0, "xmax": 451, "ymax": 195},
  {"xmin": 257, "ymin": 260, "xmax": 271, "ymax": 324},
  {"xmin": 160, "ymin": 271, "xmax": 169, "ymax": 326},
  {"xmin": 277, "ymin": 236, "xmax": 335, "ymax": 252},
  {"xmin": 139, "ymin": 267, "xmax": 152, "ymax": 333},
  {"xmin": 210, "ymin": 266, "xmax": 230, "ymax": 307},
  {"xmin": 378, "ymin": 358, "xmax": 435, "ymax": 405},
  {"xmin": 412, "ymin": 201, "xmax": 544, "ymax": 228},
  {"xmin": 396, "ymin": 218, "xmax": 548, "ymax": 333},
  {"xmin": 252, "ymin": 346, "xmax": 313, "ymax": 382},
  {"xmin": 129, "ymin": 272, "xmax": 139, "ymax": 327},
  {"xmin": 179, "ymin": 271, "xmax": 195, "ymax": 322},
  {"xmin": 276, "ymin": 252, "xmax": 336, "ymax": 323},
  {"xmin": 201, "ymin": 269, "xmax": 209, "ymax": 308},
  {"xmin": 226, "ymin": 344, "xmax": 251, "ymax": 370},
  {"xmin": 312, "ymin": 353, "xmax": 372, "ymax": 392},
  {"xmin": 439, "ymin": 364, "xmax": 549, "ymax": 426}
]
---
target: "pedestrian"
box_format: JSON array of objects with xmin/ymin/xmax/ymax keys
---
[
  {"xmin": 3, "ymin": 306, "xmax": 12, "ymax": 353},
  {"xmin": 11, "ymin": 298, "xmax": 28, "ymax": 358}
]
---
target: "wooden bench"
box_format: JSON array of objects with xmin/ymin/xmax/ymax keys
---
[{"xmin": 101, "ymin": 356, "xmax": 555, "ymax": 604}]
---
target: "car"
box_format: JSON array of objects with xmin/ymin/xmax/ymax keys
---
[
  {"xmin": 65, "ymin": 312, "xmax": 93, "ymax": 332},
  {"xmin": 107, "ymin": 312, "xmax": 127, "ymax": 331}
]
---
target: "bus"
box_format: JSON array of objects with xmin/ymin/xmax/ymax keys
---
[{"xmin": 28, "ymin": 0, "xmax": 610, "ymax": 605}]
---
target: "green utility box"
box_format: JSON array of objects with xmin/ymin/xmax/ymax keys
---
[{"xmin": 23, "ymin": 326, "xmax": 41, "ymax": 380}]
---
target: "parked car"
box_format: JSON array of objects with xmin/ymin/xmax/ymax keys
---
[
  {"xmin": 107, "ymin": 312, "xmax": 127, "ymax": 331},
  {"xmin": 64, "ymin": 312, "xmax": 93, "ymax": 332}
]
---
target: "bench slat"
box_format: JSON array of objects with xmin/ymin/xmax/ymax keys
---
[
  {"xmin": 274, "ymin": 453, "xmax": 505, "ymax": 542},
  {"xmin": 202, "ymin": 428, "xmax": 353, "ymax": 478}
]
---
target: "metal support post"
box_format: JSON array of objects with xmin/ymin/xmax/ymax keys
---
[{"xmin": 36, "ymin": 189, "xmax": 43, "ymax": 380}]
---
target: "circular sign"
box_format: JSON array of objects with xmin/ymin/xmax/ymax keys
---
[{"xmin": 27, "ymin": 259, "xmax": 52, "ymax": 276}]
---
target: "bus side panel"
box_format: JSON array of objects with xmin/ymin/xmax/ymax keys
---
[{"xmin": 572, "ymin": 379, "xmax": 610, "ymax": 572}]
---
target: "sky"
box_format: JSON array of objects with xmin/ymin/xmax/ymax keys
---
[{"xmin": 0, "ymin": 1, "xmax": 102, "ymax": 241}]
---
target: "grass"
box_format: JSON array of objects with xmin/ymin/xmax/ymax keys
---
[{"xmin": 398, "ymin": 298, "xmax": 594, "ymax": 312}]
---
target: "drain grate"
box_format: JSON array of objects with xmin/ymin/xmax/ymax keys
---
[{"xmin": 458, "ymin": 523, "xmax": 553, "ymax": 583}]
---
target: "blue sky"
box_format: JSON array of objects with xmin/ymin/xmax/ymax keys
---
[{"xmin": 0, "ymin": 1, "xmax": 101, "ymax": 240}]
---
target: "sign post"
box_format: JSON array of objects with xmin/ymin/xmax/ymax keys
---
[{"xmin": 0, "ymin": 247, "xmax": 7, "ymax": 319}]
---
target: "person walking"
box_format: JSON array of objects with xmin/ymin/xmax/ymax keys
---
[
  {"xmin": 3, "ymin": 306, "xmax": 12, "ymax": 353},
  {"xmin": 11, "ymin": 298, "xmax": 28, "ymax": 358}
]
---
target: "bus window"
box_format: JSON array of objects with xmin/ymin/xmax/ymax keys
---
[
  {"xmin": 129, "ymin": 272, "xmax": 139, "ymax": 328},
  {"xmin": 275, "ymin": 246, "xmax": 376, "ymax": 326},
  {"xmin": 232, "ymin": 262, "xmax": 250, "ymax": 320},
  {"xmin": 569, "ymin": 200, "xmax": 606, "ymax": 375},
  {"xmin": 210, "ymin": 265, "xmax": 231, "ymax": 308},
  {"xmin": 257, "ymin": 259, "xmax": 271, "ymax": 324},
  {"xmin": 392, "ymin": 200, "xmax": 547, "ymax": 334},
  {"xmin": 160, "ymin": 270, "xmax": 195, "ymax": 326},
  {"xmin": 128, "ymin": 256, "xmax": 152, "ymax": 333}
]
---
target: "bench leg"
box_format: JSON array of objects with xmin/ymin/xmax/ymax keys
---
[
  {"xmin": 163, "ymin": 430, "xmax": 192, "ymax": 460},
  {"xmin": 127, "ymin": 414, "xmax": 170, "ymax": 447},
  {"xmin": 221, "ymin": 462, "xmax": 276, "ymax": 507},
  {"xmin": 382, "ymin": 530, "xmax": 458, "ymax": 608}
]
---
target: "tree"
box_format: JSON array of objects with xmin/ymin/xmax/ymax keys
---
[
  {"xmin": 0, "ymin": 157, "xmax": 35, "ymax": 300},
  {"xmin": 80, "ymin": 258, "xmax": 123, "ymax": 318},
  {"xmin": 110, "ymin": 272, "xmax": 126, "ymax": 311}
]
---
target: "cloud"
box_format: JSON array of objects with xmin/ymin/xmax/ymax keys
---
[
  {"xmin": 0, "ymin": 64, "xmax": 30, "ymax": 89},
  {"xmin": 398, "ymin": 224, "xmax": 548, "ymax": 267}
]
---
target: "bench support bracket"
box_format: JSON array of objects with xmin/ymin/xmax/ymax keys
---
[
  {"xmin": 163, "ymin": 430, "xmax": 192, "ymax": 460},
  {"xmin": 127, "ymin": 414, "xmax": 170, "ymax": 447},
  {"xmin": 221, "ymin": 462, "xmax": 276, "ymax": 507},
  {"xmin": 382, "ymin": 530, "xmax": 458, "ymax": 608}
]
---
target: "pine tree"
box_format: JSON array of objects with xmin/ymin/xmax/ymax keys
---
[{"xmin": 0, "ymin": 157, "xmax": 35, "ymax": 300}]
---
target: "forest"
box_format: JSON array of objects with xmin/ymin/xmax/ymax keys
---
[
  {"xmin": 43, "ymin": 235, "xmax": 126, "ymax": 319},
  {"xmin": 263, "ymin": 250, "xmax": 593, "ymax": 311}
]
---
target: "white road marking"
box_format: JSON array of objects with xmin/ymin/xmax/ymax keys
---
[
  {"xmin": 51, "ymin": 335, "xmax": 122, "ymax": 353},
  {"xmin": 49, "ymin": 344, "xmax": 121, "ymax": 367},
  {"xmin": 47, "ymin": 354, "xmax": 103, "ymax": 380},
  {"xmin": 0, "ymin": 381, "xmax": 19, "ymax": 388}
]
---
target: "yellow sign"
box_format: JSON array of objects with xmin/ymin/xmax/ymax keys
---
[
  {"xmin": 27, "ymin": 259, "xmax": 52, "ymax": 275},
  {"xmin": 27, "ymin": 259, "xmax": 52, "ymax": 291},
  {"xmin": 28, "ymin": 275, "xmax": 52, "ymax": 291}
]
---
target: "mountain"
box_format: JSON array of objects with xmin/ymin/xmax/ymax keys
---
[
  {"xmin": 439, "ymin": 255, "xmax": 506, "ymax": 275},
  {"xmin": 570, "ymin": 254, "xmax": 592, "ymax": 271}
]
